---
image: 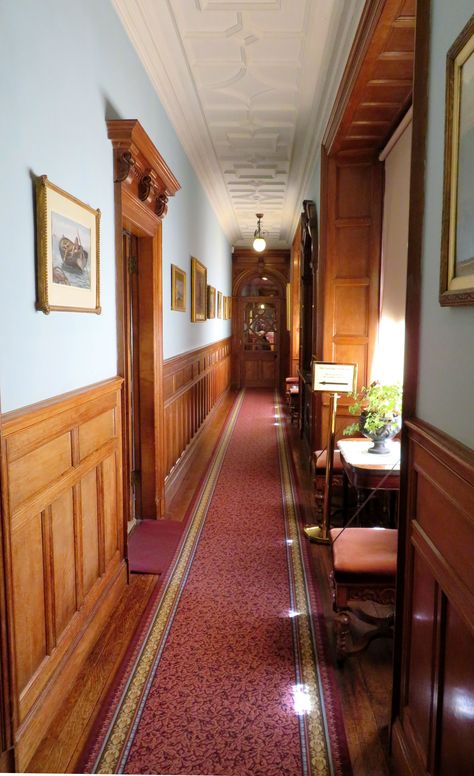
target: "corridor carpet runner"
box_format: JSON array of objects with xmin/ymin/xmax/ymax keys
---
[{"xmin": 80, "ymin": 389, "xmax": 351, "ymax": 775}]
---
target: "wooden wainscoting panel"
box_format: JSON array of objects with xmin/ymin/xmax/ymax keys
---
[
  {"xmin": 11, "ymin": 513, "xmax": 46, "ymax": 696},
  {"xmin": 81, "ymin": 468, "xmax": 100, "ymax": 597},
  {"xmin": 79, "ymin": 409, "xmax": 116, "ymax": 460},
  {"xmin": 103, "ymin": 453, "xmax": 120, "ymax": 565},
  {"xmin": 51, "ymin": 489, "xmax": 77, "ymax": 642},
  {"xmin": 393, "ymin": 419, "xmax": 474, "ymax": 775},
  {"xmin": 0, "ymin": 377, "xmax": 126, "ymax": 769},
  {"xmin": 8, "ymin": 433, "xmax": 72, "ymax": 513},
  {"xmin": 163, "ymin": 338, "xmax": 232, "ymax": 501}
]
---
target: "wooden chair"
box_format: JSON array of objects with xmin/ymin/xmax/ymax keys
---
[
  {"xmin": 329, "ymin": 527, "xmax": 397, "ymax": 663},
  {"xmin": 285, "ymin": 378, "xmax": 300, "ymax": 423}
]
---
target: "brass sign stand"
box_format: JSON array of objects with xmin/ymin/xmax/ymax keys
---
[
  {"xmin": 304, "ymin": 361, "xmax": 358, "ymax": 545},
  {"xmin": 304, "ymin": 392, "xmax": 338, "ymax": 544}
]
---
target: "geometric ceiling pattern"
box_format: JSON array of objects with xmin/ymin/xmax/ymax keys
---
[{"xmin": 112, "ymin": 0, "xmax": 364, "ymax": 247}]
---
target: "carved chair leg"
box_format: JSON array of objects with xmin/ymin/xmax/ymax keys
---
[{"xmin": 334, "ymin": 610, "xmax": 352, "ymax": 665}]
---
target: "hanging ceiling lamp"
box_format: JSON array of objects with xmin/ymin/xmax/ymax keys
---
[{"xmin": 252, "ymin": 213, "xmax": 266, "ymax": 253}]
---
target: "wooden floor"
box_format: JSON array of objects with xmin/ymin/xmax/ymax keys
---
[
  {"xmin": 286, "ymin": 417, "xmax": 393, "ymax": 776},
  {"xmin": 28, "ymin": 389, "xmax": 393, "ymax": 774}
]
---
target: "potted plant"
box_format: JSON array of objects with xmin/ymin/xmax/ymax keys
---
[{"xmin": 343, "ymin": 381, "xmax": 402, "ymax": 454}]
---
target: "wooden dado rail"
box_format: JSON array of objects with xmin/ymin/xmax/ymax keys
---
[
  {"xmin": 0, "ymin": 378, "xmax": 126, "ymax": 769},
  {"xmin": 163, "ymin": 338, "xmax": 231, "ymax": 490}
]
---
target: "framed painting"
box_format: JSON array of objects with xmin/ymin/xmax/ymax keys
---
[
  {"xmin": 36, "ymin": 175, "xmax": 101, "ymax": 314},
  {"xmin": 191, "ymin": 257, "xmax": 207, "ymax": 321},
  {"xmin": 171, "ymin": 264, "xmax": 186, "ymax": 311},
  {"xmin": 224, "ymin": 295, "xmax": 232, "ymax": 320},
  {"xmin": 440, "ymin": 14, "xmax": 474, "ymax": 305},
  {"xmin": 207, "ymin": 285, "xmax": 216, "ymax": 318},
  {"xmin": 217, "ymin": 291, "xmax": 223, "ymax": 319}
]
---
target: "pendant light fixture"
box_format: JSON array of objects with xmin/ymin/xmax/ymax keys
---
[{"xmin": 252, "ymin": 213, "xmax": 266, "ymax": 253}]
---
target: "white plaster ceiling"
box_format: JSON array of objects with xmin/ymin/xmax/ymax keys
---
[{"xmin": 112, "ymin": 0, "xmax": 364, "ymax": 248}]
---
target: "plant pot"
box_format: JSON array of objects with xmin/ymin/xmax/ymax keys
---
[{"xmin": 358, "ymin": 411, "xmax": 401, "ymax": 454}]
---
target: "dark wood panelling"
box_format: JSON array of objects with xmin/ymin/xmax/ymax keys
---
[
  {"xmin": 392, "ymin": 419, "xmax": 474, "ymax": 775},
  {"xmin": 316, "ymin": 153, "xmax": 383, "ymax": 447},
  {"xmin": 163, "ymin": 339, "xmax": 231, "ymax": 499},
  {"xmin": 290, "ymin": 223, "xmax": 301, "ymax": 378},
  {"xmin": 0, "ymin": 378, "xmax": 126, "ymax": 769},
  {"xmin": 324, "ymin": 0, "xmax": 415, "ymax": 158}
]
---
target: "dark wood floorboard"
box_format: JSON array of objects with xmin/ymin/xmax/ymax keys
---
[
  {"xmin": 28, "ymin": 390, "xmax": 392, "ymax": 774},
  {"xmin": 285, "ymin": 409, "xmax": 393, "ymax": 776}
]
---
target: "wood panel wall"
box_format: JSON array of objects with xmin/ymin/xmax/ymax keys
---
[
  {"xmin": 316, "ymin": 151, "xmax": 383, "ymax": 448},
  {"xmin": 163, "ymin": 338, "xmax": 231, "ymax": 498},
  {"xmin": 392, "ymin": 420, "xmax": 474, "ymax": 774},
  {"xmin": 0, "ymin": 378, "xmax": 126, "ymax": 769},
  {"xmin": 290, "ymin": 222, "xmax": 301, "ymax": 378}
]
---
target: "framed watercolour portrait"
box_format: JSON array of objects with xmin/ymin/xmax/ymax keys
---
[
  {"xmin": 207, "ymin": 285, "xmax": 216, "ymax": 319},
  {"xmin": 191, "ymin": 257, "xmax": 207, "ymax": 321},
  {"xmin": 440, "ymin": 14, "xmax": 474, "ymax": 305},
  {"xmin": 36, "ymin": 175, "xmax": 101, "ymax": 313},
  {"xmin": 171, "ymin": 264, "xmax": 186, "ymax": 311},
  {"xmin": 217, "ymin": 291, "xmax": 223, "ymax": 319}
]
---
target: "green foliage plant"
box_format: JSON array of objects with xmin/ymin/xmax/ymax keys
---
[{"xmin": 343, "ymin": 381, "xmax": 403, "ymax": 436}]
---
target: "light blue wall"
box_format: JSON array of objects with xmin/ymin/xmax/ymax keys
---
[
  {"xmin": 417, "ymin": 0, "xmax": 474, "ymax": 447},
  {"xmin": 0, "ymin": 0, "xmax": 231, "ymax": 413}
]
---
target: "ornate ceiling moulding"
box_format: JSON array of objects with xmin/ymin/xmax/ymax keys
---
[{"xmin": 107, "ymin": 119, "xmax": 180, "ymax": 220}]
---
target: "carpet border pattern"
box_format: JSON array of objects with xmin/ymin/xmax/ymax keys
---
[
  {"xmin": 83, "ymin": 389, "xmax": 350, "ymax": 775},
  {"xmin": 91, "ymin": 391, "xmax": 245, "ymax": 773}
]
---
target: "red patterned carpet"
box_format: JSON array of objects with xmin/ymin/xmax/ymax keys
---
[
  {"xmin": 128, "ymin": 519, "xmax": 185, "ymax": 575},
  {"xmin": 80, "ymin": 389, "xmax": 351, "ymax": 775}
]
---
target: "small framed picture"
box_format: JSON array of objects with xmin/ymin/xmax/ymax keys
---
[
  {"xmin": 171, "ymin": 264, "xmax": 186, "ymax": 311},
  {"xmin": 191, "ymin": 257, "xmax": 207, "ymax": 322},
  {"xmin": 217, "ymin": 291, "xmax": 223, "ymax": 319},
  {"xmin": 224, "ymin": 296, "xmax": 232, "ymax": 320},
  {"xmin": 36, "ymin": 175, "xmax": 101, "ymax": 314},
  {"xmin": 207, "ymin": 285, "xmax": 216, "ymax": 318}
]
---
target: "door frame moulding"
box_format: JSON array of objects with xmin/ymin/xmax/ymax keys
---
[{"xmin": 107, "ymin": 120, "xmax": 180, "ymax": 524}]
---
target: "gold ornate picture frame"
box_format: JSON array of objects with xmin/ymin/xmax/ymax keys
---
[
  {"xmin": 207, "ymin": 285, "xmax": 216, "ymax": 319},
  {"xmin": 440, "ymin": 14, "xmax": 474, "ymax": 306},
  {"xmin": 217, "ymin": 291, "xmax": 223, "ymax": 319},
  {"xmin": 36, "ymin": 175, "xmax": 101, "ymax": 314},
  {"xmin": 171, "ymin": 264, "xmax": 186, "ymax": 312},
  {"xmin": 191, "ymin": 257, "xmax": 207, "ymax": 322},
  {"xmin": 224, "ymin": 295, "xmax": 232, "ymax": 320}
]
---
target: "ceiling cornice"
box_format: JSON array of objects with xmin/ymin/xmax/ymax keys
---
[
  {"xmin": 112, "ymin": 0, "xmax": 241, "ymax": 242},
  {"xmin": 113, "ymin": 0, "xmax": 364, "ymax": 248}
]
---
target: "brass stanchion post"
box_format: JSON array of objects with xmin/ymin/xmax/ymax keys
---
[{"xmin": 304, "ymin": 392, "xmax": 339, "ymax": 544}]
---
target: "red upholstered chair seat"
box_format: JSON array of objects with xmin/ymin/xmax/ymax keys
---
[
  {"xmin": 330, "ymin": 527, "xmax": 397, "ymax": 583},
  {"xmin": 313, "ymin": 449, "xmax": 343, "ymax": 472},
  {"xmin": 329, "ymin": 527, "xmax": 398, "ymax": 662}
]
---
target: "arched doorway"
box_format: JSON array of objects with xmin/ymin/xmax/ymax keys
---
[{"xmin": 236, "ymin": 274, "xmax": 283, "ymax": 388}]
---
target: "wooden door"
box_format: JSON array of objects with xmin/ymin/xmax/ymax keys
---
[
  {"xmin": 238, "ymin": 297, "xmax": 280, "ymax": 388},
  {"xmin": 122, "ymin": 231, "xmax": 142, "ymax": 529}
]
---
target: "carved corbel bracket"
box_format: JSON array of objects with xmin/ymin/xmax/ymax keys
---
[
  {"xmin": 107, "ymin": 120, "xmax": 181, "ymax": 221},
  {"xmin": 115, "ymin": 151, "xmax": 135, "ymax": 184},
  {"xmin": 155, "ymin": 193, "xmax": 169, "ymax": 219}
]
